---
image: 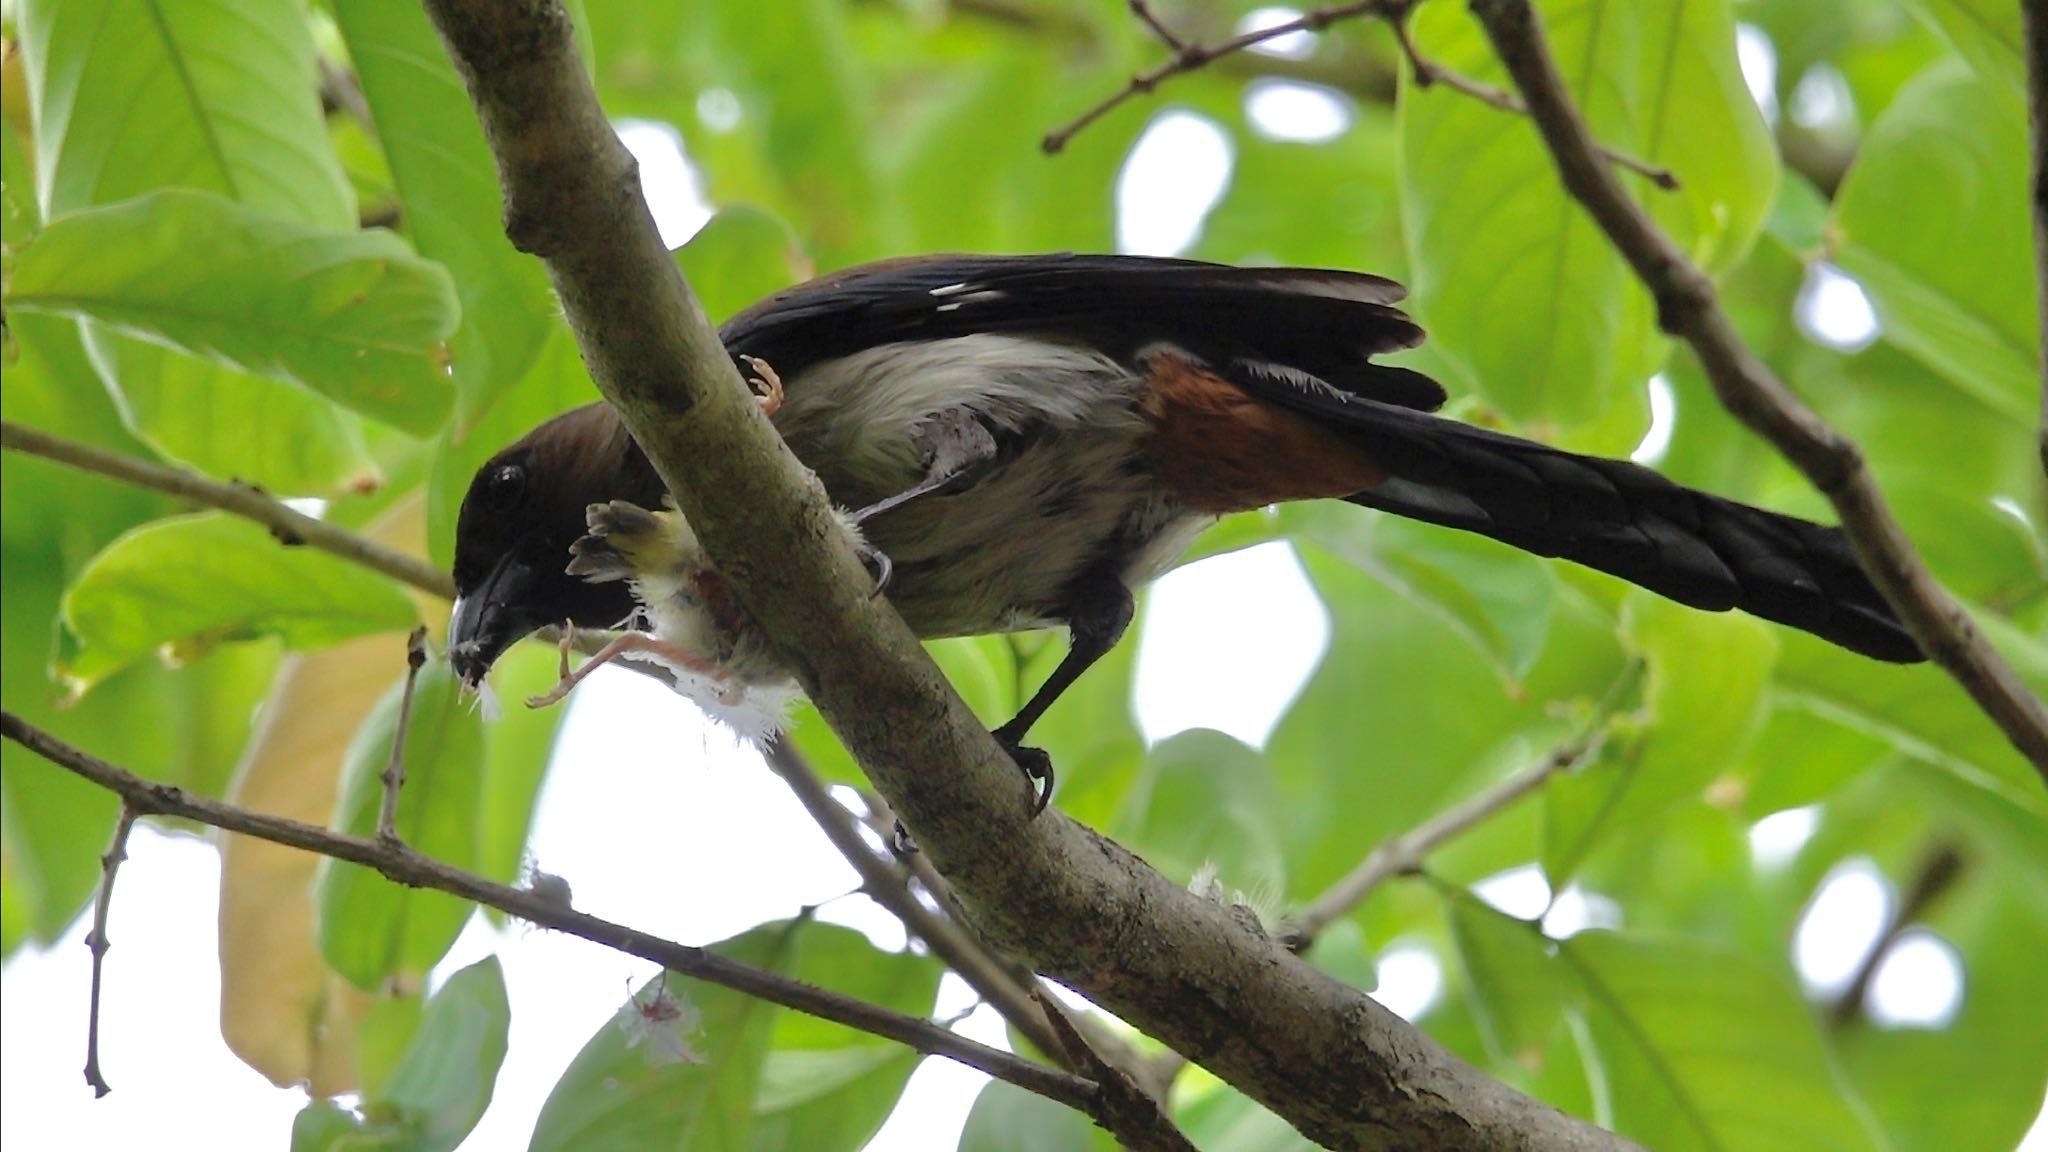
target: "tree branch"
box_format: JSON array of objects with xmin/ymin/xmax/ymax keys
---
[
  {"xmin": 0, "ymin": 420, "xmax": 454, "ymax": 601},
  {"xmin": 0, "ymin": 710, "xmax": 1094, "ymax": 1113},
  {"xmin": 418, "ymin": 3, "xmax": 1637, "ymax": 1146},
  {"xmin": 2024, "ymin": 0, "xmax": 2048, "ymax": 480},
  {"xmin": 1467, "ymin": 0, "xmax": 2048, "ymax": 781},
  {"xmin": 1044, "ymin": 0, "xmax": 1676, "ymax": 190},
  {"xmin": 762, "ymin": 739, "xmax": 1069, "ymax": 1061},
  {"xmin": 81, "ymin": 804, "xmax": 138, "ymax": 1098},
  {"xmin": 376, "ymin": 628, "xmax": 431, "ymax": 842}
]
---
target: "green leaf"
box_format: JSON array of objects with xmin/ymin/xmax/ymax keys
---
[
  {"xmin": 1831, "ymin": 62, "xmax": 2035, "ymax": 422},
  {"xmin": 1283, "ymin": 502, "xmax": 1557, "ymax": 685},
  {"xmin": 1561, "ymin": 931, "xmax": 1880, "ymax": 1152},
  {"xmin": 57, "ymin": 511, "xmax": 417, "ymax": 694},
  {"xmin": 1444, "ymin": 888, "xmax": 1572, "ymax": 1072},
  {"xmin": 674, "ymin": 205, "xmax": 812, "ymax": 325},
  {"xmin": 316, "ymin": 660, "xmax": 485, "ymax": 990},
  {"xmin": 80, "ymin": 327, "xmax": 381, "ymax": 496},
  {"xmin": 475, "ymin": 644, "xmax": 569, "ymax": 903},
  {"xmin": 16, "ymin": 0, "xmax": 352, "ymax": 226},
  {"xmin": 331, "ymin": 1, "xmax": 557, "ymax": 434},
  {"xmin": 290, "ymin": 959, "xmax": 510, "ymax": 1152},
  {"xmin": 369, "ymin": 958, "xmax": 511, "ymax": 1151},
  {"xmin": 1774, "ymin": 620, "xmax": 2048, "ymax": 820},
  {"xmin": 1112, "ymin": 729, "xmax": 1286, "ymax": 905},
  {"xmin": 1399, "ymin": 0, "xmax": 1776, "ymax": 437},
  {"xmin": 1900, "ymin": 0, "xmax": 2027, "ymax": 94},
  {"xmin": 1544, "ymin": 595, "xmax": 1776, "ymax": 886},
  {"xmin": 749, "ymin": 924, "xmax": 941, "ymax": 1150},
  {"xmin": 11, "ymin": 190, "xmax": 459, "ymax": 435},
  {"xmin": 426, "ymin": 322, "xmax": 598, "ymax": 566},
  {"xmin": 957, "ymin": 1079, "xmax": 1116, "ymax": 1152},
  {"xmin": 530, "ymin": 921, "xmax": 802, "ymax": 1152}
]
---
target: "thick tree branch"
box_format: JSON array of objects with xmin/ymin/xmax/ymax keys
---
[
  {"xmin": 418, "ymin": 2, "xmax": 1636, "ymax": 1147},
  {"xmin": 1468, "ymin": 0, "xmax": 2048, "ymax": 780},
  {"xmin": 2024, "ymin": 0, "xmax": 2048, "ymax": 480},
  {"xmin": 0, "ymin": 420, "xmax": 454, "ymax": 601},
  {"xmin": 0, "ymin": 711, "xmax": 1093, "ymax": 1113}
]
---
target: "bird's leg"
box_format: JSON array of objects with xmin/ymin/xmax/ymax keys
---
[
  {"xmin": 991, "ymin": 576, "xmax": 1134, "ymax": 814},
  {"xmin": 849, "ymin": 408, "xmax": 999, "ymax": 526},
  {"xmin": 526, "ymin": 629, "xmax": 725, "ymax": 709},
  {"xmin": 739, "ymin": 355, "xmax": 784, "ymax": 416}
]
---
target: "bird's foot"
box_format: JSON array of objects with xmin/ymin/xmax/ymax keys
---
[
  {"xmin": 993, "ymin": 729, "xmax": 1055, "ymax": 816},
  {"xmin": 889, "ymin": 820, "xmax": 919, "ymax": 857},
  {"xmin": 526, "ymin": 627, "xmax": 722, "ymax": 709},
  {"xmin": 855, "ymin": 540, "xmax": 893, "ymax": 598},
  {"xmin": 739, "ymin": 355, "xmax": 783, "ymax": 416}
]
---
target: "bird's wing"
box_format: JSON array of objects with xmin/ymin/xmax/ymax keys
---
[{"xmin": 718, "ymin": 253, "xmax": 1447, "ymax": 413}]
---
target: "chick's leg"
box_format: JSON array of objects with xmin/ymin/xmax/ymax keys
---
[{"xmin": 526, "ymin": 623, "xmax": 724, "ymax": 709}]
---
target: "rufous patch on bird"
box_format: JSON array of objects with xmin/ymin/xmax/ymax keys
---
[{"xmin": 1136, "ymin": 348, "xmax": 1385, "ymax": 513}]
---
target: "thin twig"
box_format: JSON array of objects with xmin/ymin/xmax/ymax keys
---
[
  {"xmin": 0, "ymin": 421, "xmax": 454, "ymax": 600},
  {"xmin": 1044, "ymin": 0, "xmax": 1387, "ymax": 153},
  {"xmin": 1387, "ymin": 8, "xmax": 1675, "ymax": 189},
  {"xmin": 0, "ymin": 711, "xmax": 1094, "ymax": 1113},
  {"xmin": 1031, "ymin": 988, "xmax": 1199, "ymax": 1152},
  {"xmin": 763, "ymin": 740, "xmax": 1068, "ymax": 1059},
  {"xmin": 81, "ymin": 805, "xmax": 139, "ymax": 1098},
  {"xmin": 376, "ymin": 627, "xmax": 432, "ymax": 842},
  {"xmin": 1044, "ymin": 0, "xmax": 1676, "ymax": 190},
  {"xmin": 1283, "ymin": 663, "xmax": 1639, "ymax": 949},
  {"xmin": 1469, "ymin": 0, "xmax": 2048, "ymax": 779},
  {"xmin": 1828, "ymin": 842, "xmax": 1966, "ymax": 1029},
  {"xmin": 2022, "ymin": 0, "xmax": 2048, "ymax": 480}
]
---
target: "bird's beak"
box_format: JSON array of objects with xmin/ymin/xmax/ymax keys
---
[{"xmin": 448, "ymin": 551, "xmax": 544, "ymax": 689}]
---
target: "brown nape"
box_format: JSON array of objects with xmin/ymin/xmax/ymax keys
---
[{"xmin": 1137, "ymin": 349, "xmax": 1385, "ymax": 514}]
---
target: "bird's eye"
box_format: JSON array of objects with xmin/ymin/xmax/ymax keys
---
[{"xmin": 483, "ymin": 463, "xmax": 527, "ymax": 512}]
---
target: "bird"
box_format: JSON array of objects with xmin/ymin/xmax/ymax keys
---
[{"xmin": 447, "ymin": 252, "xmax": 1924, "ymax": 805}]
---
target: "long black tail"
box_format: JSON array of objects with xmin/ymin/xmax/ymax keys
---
[{"xmin": 1340, "ymin": 407, "xmax": 1924, "ymax": 663}]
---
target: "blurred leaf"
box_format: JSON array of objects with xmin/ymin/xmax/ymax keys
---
[
  {"xmin": 1444, "ymin": 888, "xmax": 1572, "ymax": 1072},
  {"xmin": 1399, "ymin": 0, "xmax": 1775, "ymax": 438},
  {"xmin": 530, "ymin": 921, "xmax": 802, "ymax": 1152},
  {"xmin": 57, "ymin": 511, "xmax": 419, "ymax": 694},
  {"xmin": 1545, "ymin": 596, "xmax": 1775, "ymax": 886},
  {"xmin": 676, "ymin": 205, "xmax": 813, "ymax": 324},
  {"xmin": 750, "ymin": 924, "xmax": 941, "ymax": 1150},
  {"xmin": 331, "ymin": 1, "xmax": 557, "ymax": 433},
  {"xmin": 475, "ymin": 642, "xmax": 569, "ymax": 906},
  {"xmin": 11, "ymin": 190, "xmax": 459, "ymax": 435},
  {"xmin": 15, "ymin": 0, "xmax": 351, "ymax": 226},
  {"xmin": 288, "ymin": 959, "xmax": 510, "ymax": 1152},
  {"xmin": 369, "ymin": 957, "xmax": 510, "ymax": 1151},
  {"xmin": 426, "ymin": 322, "xmax": 599, "ymax": 566},
  {"xmin": 1899, "ymin": 0, "xmax": 2026, "ymax": 94},
  {"xmin": 218, "ymin": 498, "xmax": 430, "ymax": 1091},
  {"xmin": 1831, "ymin": 62, "xmax": 2035, "ymax": 422},
  {"xmin": 1774, "ymin": 621, "xmax": 2048, "ymax": 821},
  {"xmin": 316, "ymin": 659, "xmax": 485, "ymax": 990},
  {"xmin": 1562, "ymin": 931, "xmax": 1880, "ymax": 1151},
  {"xmin": 1113, "ymin": 729, "xmax": 1286, "ymax": 904},
  {"xmin": 1834, "ymin": 840, "xmax": 2048, "ymax": 1151},
  {"xmin": 1267, "ymin": 548, "xmax": 1618, "ymax": 896},
  {"xmin": 957, "ymin": 1079, "xmax": 1117, "ymax": 1152},
  {"xmin": 1283, "ymin": 501, "xmax": 1557, "ymax": 685}
]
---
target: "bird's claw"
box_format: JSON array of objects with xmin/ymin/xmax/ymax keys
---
[
  {"xmin": 856, "ymin": 542, "xmax": 893, "ymax": 598},
  {"xmin": 994, "ymin": 732, "xmax": 1054, "ymax": 816},
  {"xmin": 739, "ymin": 355, "xmax": 783, "ymax": 416},
  {"xmin": 889, "ymin": 820, "xmax": 919, "ymax": 857}
]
